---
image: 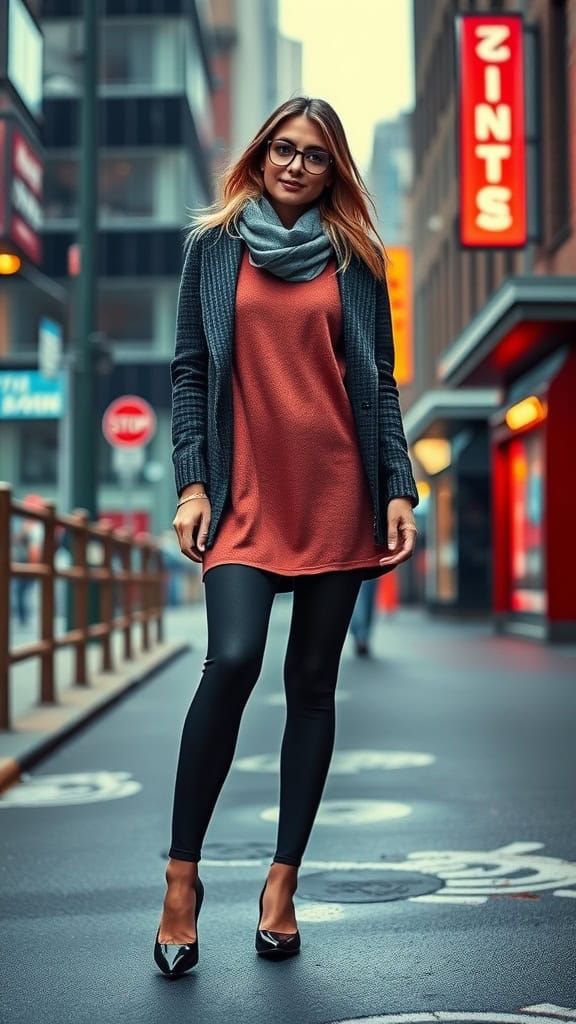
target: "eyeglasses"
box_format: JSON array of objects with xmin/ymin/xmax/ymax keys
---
[{"xmin": 267, "ymin": 139, "xmax": 333, "ymax": 175}]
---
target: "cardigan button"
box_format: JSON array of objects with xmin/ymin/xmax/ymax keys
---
[{"xmin": 361, "ymin": 400, "xmax": 371, "ymax": 410}]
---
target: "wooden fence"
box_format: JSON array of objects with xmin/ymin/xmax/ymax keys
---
[{"xmin": 0, "ymin": 482, "xmax": 164, "ymax": 731}]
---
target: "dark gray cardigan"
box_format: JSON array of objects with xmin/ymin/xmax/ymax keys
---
[{"xmin": 171, "ymin": 228, "xmax": 418, "ymax": 549}]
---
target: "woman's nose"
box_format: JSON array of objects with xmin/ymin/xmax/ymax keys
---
[{"xmin": 288, "ymin": 153, "xmax": 305, "ymax": 173}]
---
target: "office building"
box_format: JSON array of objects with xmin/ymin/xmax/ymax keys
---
[{"xmin": 26, "ymin": 0, "xmax": 217, "ymax": 534}]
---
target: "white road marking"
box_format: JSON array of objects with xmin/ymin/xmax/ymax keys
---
[
  {"xmin": 296, "ymin": 903, "xmax": 346, "ymax": 922},
  {"xmin": 327, "ymin": 1010, "xmax": 576, "ymax": 1024},
  {"xmin": 0, "ymin": 771, "xmax": 141, "ymax": 807},
  {"xmin": 410, "ymin": 895, "xmax": 486, "ymax": 905},
  {"xmin": 201, "ymin": 842, "xmax": 576, "ymax": 904},
  {"xmin": 234, "ymin": 750, "xmax": 435, "ymax": 774},
  {"xmin": 521, "ymin": 1009, "xmax": 576, "ymax": 1020},
  {"xmin": 260, "ymin": 799, "xmax": 412, "ymax": 826}
]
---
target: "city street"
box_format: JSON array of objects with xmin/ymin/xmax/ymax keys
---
[{"xmin": 1, "ymin": 601, "xmax": 575, "ymax": 1024}]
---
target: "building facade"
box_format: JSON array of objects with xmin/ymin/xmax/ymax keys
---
[
  {"xmin": 367, "ymin": 114, "xmax": 413, "ymax": 247},
  {"xmin": 0, "ymin": 0, "xmax": 70, "ymax": 500},
  {"xmin": 24, "ymin": 0, "xmax": 216, "ymax": 535},
  {"xmin": 210, "ymin": 0, "xmax": 302, "ymax": 180},
  {"xmin": 407, "ymin": 0, "xmax": 576, "ymax": 640}
]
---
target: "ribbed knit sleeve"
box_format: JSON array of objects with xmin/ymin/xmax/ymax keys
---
[
  {"xmin": 374, "ymin": 276, "xmax": 419, "ymax": 507},
  {"xmin": 170, "ymin": 235, "xmax": 209, "ymax": 496}
]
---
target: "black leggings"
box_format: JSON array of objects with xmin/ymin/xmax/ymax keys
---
[{"xmin": 169, "ymin": 564, "xmax": 364, "ymax": 867}]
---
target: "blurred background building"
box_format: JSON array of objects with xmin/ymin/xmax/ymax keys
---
[
  {"xmin": 367, "ymin": 114, "xmax": 413, "ymax": 247},
  {"xmin": 210, "ymin": 0, "xmax": 301, "ymax": 174},
  {"xmin": 0, "ymin": 0, "xmax": 301, "ymax": 542},
  {"xmin": 0, "ymin": 0, "xmax": 68, "ymax": 509},
  {"xmin": 405, "ymin": 0, "xmax": 576, "ymax": 641}
]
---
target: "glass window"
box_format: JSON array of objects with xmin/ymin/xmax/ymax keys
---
[
  {"xmin": 43, "ymin": 20, "xmax": 83, "ymax": 96},
  {"xmin": 100, "ymin": 20, "xmax": 184, "ymax": 90},
  {"xmin": 508, "ymin": 429, "xmax": 546, "ymax": 614},
  {"xmin": 44, "ymin": 158, "xmax": 78, "ymax": 219},
  {"xmin": 44, "ymin": 153, "xmax": 185, "ymax": 223},
  {"xmin": 98, "ymin": 287, "xmax": 154, "ymax": 343},
  {"xmin": 45, "ymin": 17, "xmax": 188, "ymax": 93},
  {"xmin": 101, "ymin": 24, "xmax": 154, "ymax": 86},
  {"xmin": 99, "ymin": 158, "xmax": 155, "ymax": 218},
  {"xmin": 20, "ymin": 422, "xmax": 58, "ymax": 484}
]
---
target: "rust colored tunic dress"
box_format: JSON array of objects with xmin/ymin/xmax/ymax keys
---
[{"xmin": 201, "ymin": 251, "xmax": 389, "ymax": 592}]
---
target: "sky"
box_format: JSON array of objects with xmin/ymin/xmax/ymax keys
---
[{"xmin": 278, "ymin": 0, "xmax": 414, "ymax": 174}]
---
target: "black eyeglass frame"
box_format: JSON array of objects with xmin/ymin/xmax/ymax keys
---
[{"xmin": 266, "ymin": 139, "xmax": 334, "ymax": 175}]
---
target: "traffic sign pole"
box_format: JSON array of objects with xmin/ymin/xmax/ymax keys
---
[
  {"xmin": 111, "ymin": 448, "xmax": 146, "ymax": 535},
  {"xmin": 102, "ymin": 395, "xmax": 157, "ymax": 535},
  {"xmin": 65, "ymin": 0, "xmax": 99, "ymax": 635},
  {"xmin": 70, "ymin": 0, "xmax": 99, "ymax": 524}
]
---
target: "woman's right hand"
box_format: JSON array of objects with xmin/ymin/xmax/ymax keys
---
[{"xmin": 172, "ymin": 493, "xmax": 212, "ymax": 563}]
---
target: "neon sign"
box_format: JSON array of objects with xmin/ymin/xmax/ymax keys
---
[{"xmin": 457, "ymin": 15, "xmax": 527, "ymax": 247}]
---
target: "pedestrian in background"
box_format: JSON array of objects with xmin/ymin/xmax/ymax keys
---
[
  {"xmin": 11, "ymin": 517, "xmax": 34, "ymax": 628},
  {"xmin": 349, "ymin": 577, "xmax": 379, "ymax": 657},
  {"xmin": 155, "ymin": 96, "xmax": 418, "ymax": 977}
]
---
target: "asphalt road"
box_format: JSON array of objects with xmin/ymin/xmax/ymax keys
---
[{"xmin": 1, "ymin": 601, "xmax": 575, "ymax": 1024}]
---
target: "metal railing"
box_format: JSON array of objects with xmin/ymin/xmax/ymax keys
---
[{"xmin": 0, "ymin": 482, "xmax": 164, "ymax": 731}]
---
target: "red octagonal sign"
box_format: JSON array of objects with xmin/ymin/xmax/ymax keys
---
[{"xmin": 102, "ymin": 395, "xmax": 156, "ymax": 448}]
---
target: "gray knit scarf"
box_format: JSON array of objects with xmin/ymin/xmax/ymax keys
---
[{"xmin": 237, "ymin": 196, "xmax": 333, "ymax": 282}]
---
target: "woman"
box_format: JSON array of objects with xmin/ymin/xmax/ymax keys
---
[{"xmin": 154, "ymin": 96, "xmax": 418, "ymax": 977}]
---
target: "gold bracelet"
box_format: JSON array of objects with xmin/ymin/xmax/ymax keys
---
[{"xmin": 176, "ymin": 493, "xmax": 209, "ymax": 508}]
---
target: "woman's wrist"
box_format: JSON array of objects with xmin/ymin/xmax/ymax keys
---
[{"xmin": 179, "ymin": 482, "xmax": 207, "ymax": 497}]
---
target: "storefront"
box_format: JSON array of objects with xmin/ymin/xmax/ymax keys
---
[
  {"xmin": 404, "ymin": 390, "xmax": 499, "ymax": 614},
  {"xmin": 438, "ymin": 277, "xmax": 576, "ymax": 642}
]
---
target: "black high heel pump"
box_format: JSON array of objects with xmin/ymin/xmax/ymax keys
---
[
  {"xmin": 154, "ymin": 877, "xmax": 204, "ymax": 977},
  {"xmin": 255, "ymin": 883, "xmax": 301, "ymax": 958}
]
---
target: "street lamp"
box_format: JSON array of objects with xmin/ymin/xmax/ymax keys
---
[{"xmin": 0, "ymin": 253, "xmax": 22, "ymax": 275}]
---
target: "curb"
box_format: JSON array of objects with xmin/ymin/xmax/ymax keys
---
[{"xmin": 0, "ymin": 641, "xmax": 190, "ymax": 794}]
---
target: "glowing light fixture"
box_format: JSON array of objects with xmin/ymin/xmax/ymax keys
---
[
  {"xmin": 412, "ymin": 438, "xmax": 452, "ymax": 476},
  {"xmin": 0, "ymin": 253, "xmax": 22, "ymax": 275},
  {"xmin": 416, "ymin": 480, "xmax": 431, "ymax": 500},
  {"xmin": 505, "ymin": 396, "xmax": 546, "ymax": 432}
]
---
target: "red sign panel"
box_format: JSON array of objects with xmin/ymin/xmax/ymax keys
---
[
  {"xmin": 102, "ymin": 395, "xmax": 157, "ymax": 448},
  {"xmin": 0, "ymin": 118, "xmax": 43, "ymax": 266},
  {"xmin": 457, "ymin": 15, "xmax": 527, "ymax": 248},
  {"xmin": 10, "ymin": 127, "xmax": 43, "ymax": 264},
  {"xmin": 0, "ymin": 122, "xmax": 5, "ymax": 236}
]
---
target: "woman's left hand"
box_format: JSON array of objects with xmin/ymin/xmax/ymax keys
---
[{"xmin": 378, "ymin": 498, "xmax": 418, "ymax": 568}]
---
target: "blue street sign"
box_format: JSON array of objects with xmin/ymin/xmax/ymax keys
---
[
  {"xmin": 0, "ymin": 370, "xmax": 66, "ymax": 419},
  {"xmin": 38, "ymin": 318, "xmax": 63, "ymax": 378}
]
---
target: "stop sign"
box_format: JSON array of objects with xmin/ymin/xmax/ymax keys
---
[{"xmin": 102, "ymin": 395, "xmax": 156, "ymax": 448}]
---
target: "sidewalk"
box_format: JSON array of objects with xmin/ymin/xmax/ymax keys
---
[{"xmin": 0, "ymin": 603, "xmax": 203, "ymax": 792}]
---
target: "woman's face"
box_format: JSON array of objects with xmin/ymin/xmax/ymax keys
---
[{"xmin": 262, "ymin": 114, "xmax": 333, "ymax": 228}]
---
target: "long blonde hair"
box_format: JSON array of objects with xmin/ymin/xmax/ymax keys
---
[{"xmin": 190, "ymin": 97, "xmax": 388, "ymax": 281}]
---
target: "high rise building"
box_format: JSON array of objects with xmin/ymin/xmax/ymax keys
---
[
  {"xmin": 31, "ymin": 0, "xmax": 217, "ymax": 534},
  {"xmin": 210, "ymin": 0, "xmax": 302, "ymax": 175},
  {"xmin": 367, "ymin": 114, "xmax": 413, "ymax": 247},
  {"xmin": 407, "ymin": 0, "xmax": 576, "ymax": 641},
  {"xmin": 0, "ymin": 0, "xmax": 68, "ymax": 493}
]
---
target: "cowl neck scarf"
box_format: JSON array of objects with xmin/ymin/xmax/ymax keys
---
[{"xmin": 237, "ymin": 196, "xmax": 333, "ymax": 282}]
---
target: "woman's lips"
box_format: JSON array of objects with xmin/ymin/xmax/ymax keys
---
[{"xmin": 279, "ymin": 180, "xmax": 304, "ymax": 192}]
